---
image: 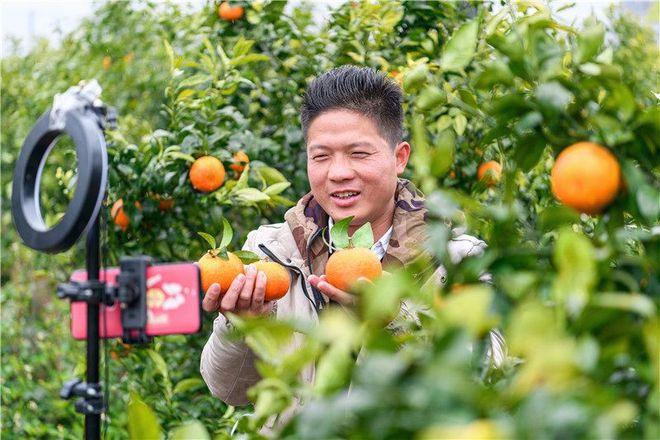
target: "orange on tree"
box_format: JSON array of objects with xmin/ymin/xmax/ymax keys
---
[
  {"xmin": 218, "ymin": 2, "xmax": 244, "ymax": 21},
  {"xmin": 253, "ymin": 261, "xmax": 291, "ymax": 301},
  {"xmin": 230, "ymin": 150, "xmax": 249, "ymax": 175},
  {"xmin": 550, "ymin": 141, "xmax": 621, "ymax": 215},
  {"xmin": 198, "ymin": 251, "xmax": 244, "ymax": 294},
  {"xmin": 326, "ymin": 247, "xmax": 383, "ymax": 292},
  {"xmin": 110, "ymin": 199, "xmax": 141, "ymax": 231},
  {"xmin": 477, "ymin": 161, "xmax": 502, "ymax": 186},
  {"xmin": 158, "ymin": 198, "xmax": 174, "ymax": 211},
  {"xmin": 189, "ymin": 155, "xmax": 225, "ymax": 193},
  {"xmin": 102, "ymin": 56, "xmax": 112, "ymax": 70}
]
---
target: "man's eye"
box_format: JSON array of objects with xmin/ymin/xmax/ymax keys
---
[
  {"xmin": 313, "ymin": 155, "xmax": 328, "ymax": 160},
  {"xmin": 352, "ymin": 152, "xmax": 369, "ymax": 158}
]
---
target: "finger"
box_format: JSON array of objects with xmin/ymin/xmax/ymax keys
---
[
  {"xmin": 202, "ymin": 283, "xmax": 222, "ymax": 312},
  {"xmin": 220, "ymin": 274, "xmax": 246, "ymax": 313},
  {"xmin": 308, "ymin": 274, "xmax": 320, "ymax": 287},
  {"xmin": 251, "ymin": 271, "xmax": 267, "ymax": 311},
  {"xmin": 237, "ymin": 265, "xmax": 257, "ymax": 310},
  {"xmin": 317, "ymin": 281, "xmax": 355, "ymax": 306},
  {"xmin": 259, "ymin": 301, "xmax": 275, "ymax": 315}
]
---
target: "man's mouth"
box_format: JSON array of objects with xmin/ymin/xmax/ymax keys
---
[{"xmin": 330, "ymin": 190, "xmax": 361, "ymax": 206}]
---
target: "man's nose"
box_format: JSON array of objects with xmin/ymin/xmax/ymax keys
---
[{"xmin": 328, "ymin": 156, "xmax": 356, "ymax": 181}]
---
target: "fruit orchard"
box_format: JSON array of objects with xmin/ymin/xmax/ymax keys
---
[{"xmin": 1, "ymin": 1, "xmax": 658, "ymax": 438}]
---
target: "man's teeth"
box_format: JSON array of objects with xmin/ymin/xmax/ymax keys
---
[{"xmin": 333, "ymin": 192, "xmax": 358, "ymax": 198}]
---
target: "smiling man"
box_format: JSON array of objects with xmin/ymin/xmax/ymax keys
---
[{"xmin": 200, "ymin": 66, "xmax": 491, "ymax": 425}]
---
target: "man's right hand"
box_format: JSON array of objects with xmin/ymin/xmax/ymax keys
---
[{"xmin": 202, "ymin": 264, "xmax": 275, "ymax": 316}]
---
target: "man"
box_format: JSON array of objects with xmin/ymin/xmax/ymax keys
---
[{"xmin": 200, "ymin": 66, "xmax": 493, "ymax": 416}]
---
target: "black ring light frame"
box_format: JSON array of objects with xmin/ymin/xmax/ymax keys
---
[{"xmin": 12, "ymin": 107, "xmax": 107, "ymax": 253}]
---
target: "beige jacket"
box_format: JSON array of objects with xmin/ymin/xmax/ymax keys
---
[{"xmin": 199, "ymin": 180, "xmax": 500, "ymax": 425}]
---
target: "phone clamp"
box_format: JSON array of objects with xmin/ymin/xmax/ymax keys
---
[
  {"xmin": 114, "ymin": 256, "xmax": 153, "ymax": 345},
  {"xmin": 60, "ymin": 379, "xmax": 105, "ymax": 415}
]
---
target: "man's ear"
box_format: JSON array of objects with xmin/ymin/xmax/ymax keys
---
[{"xmin": 394, "ymin": 141, "xmax": 411, "ymax": 175}]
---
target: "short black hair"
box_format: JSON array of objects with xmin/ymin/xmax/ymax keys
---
[{"xmin": 300, "ymin": 65, "xmax": 404, "ymax": 147}]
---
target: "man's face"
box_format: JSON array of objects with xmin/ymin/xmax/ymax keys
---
[{"xmin": 306, "ymin": 109, "xmax": 410, "ymax": 226}]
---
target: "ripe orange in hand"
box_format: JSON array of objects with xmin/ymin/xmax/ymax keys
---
[
  {"xmin": 218, "ymin": 2, "xmax": 244, "ymax": 21},
  {"xmin": 551, "ymin": 142, "xmax": 621, "ymax": 215},
  {"xmin": 198, "ymin": 251, "xmax": 244, "ymax": 293},
  {"xmin": 477, "ymin": 161, "xmax": 502, "ymax": 186},
  {"xmin": 325, "ymin": 248, "xmax": 383, "ymax": 292},
  {"xmin": 230, "ymin": 150, "xmax": 249, "ymax": 175},
  {"xmin": 253, "ymin": 261, "xmax": 291, "ymax": 301},
  {"xmin": 190, "ymin": 156, "xmax": 225, "ymax": 193}
]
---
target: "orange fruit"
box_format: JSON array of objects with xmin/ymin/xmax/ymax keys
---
[
  {"xmin": 325, "ymin": 248, "xmax": 383, "ymax": 292},
  {"xmin": 110, "ymin": 199, "xmax": 141, "ymax": 231},
  {"xmin": 102, "ymin": 56, "xmax": 112, "ymax": 70},
  {"xmin": 158, "ymin": 198, "xmax": 174, "ymax": 211},
  {"xmin": 477, "ymin": 161, "xmax": 502, "ymax": 186},
  {"xmin": 198, "ymin": 251, "xmax": 244, "ymax": 293},
  {"xmin": 253, "ymin": 261, "xmax": 291, "ymax": 301},
  {"xmin": 189, "ymin": 156, "xmax": 225, "ymax": 193},
  {"xmin": 123, "ymin": 52, "xmax": 134, "ymax": 63},
  {"xmin": 550, "ymin": 142, "xmax": 621, "ymax": 215},
  {"xmin": 230, "ymin": 150, "xmax": 249, "ymax": 175},
  {"xmin": 218, "ymin": 2, "xmax": 244, "ymax": 21}
]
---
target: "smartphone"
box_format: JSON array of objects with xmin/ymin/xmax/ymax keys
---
[{"xmin": 69, "ymin": 262, "xmax": 202, "ymax": 340}]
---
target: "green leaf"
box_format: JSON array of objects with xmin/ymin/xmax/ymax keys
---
[
  {"xmin": 314, "ymin": 343, "xmax": 354, "ymax": 396},
  {"xmin": 453, "ymin": 114, "xmax": 468, "ymax": 136},
  {"xmin": 197, "ymin": 232, "xmax": 216, "ymax": 250},
  {"xmin": 233, "ymin": 250, "xmax": 260, "ymax": 264},
  {"xmin": 576, "ymin": 21, "xmax": 605, "ymax": 64},
  {"xmin": 264, "ymin": 182, "xmax": 291, "ymax": 196},
  {"xmin": 591, "ymin": 293, "xmax": 656, "ymax": 318},
  {"xmin": 416, "ymin": 86, "xmax": 446, "ymax": 111},
  {"xmin": 351, "ymin": 223, "xmax": 374, "ymax": 249},
  {"xmin": 440, "ymin": 18, "xmax": 480, "ymax": 73},
  {"xmin": 234, "ymin": 163, "xmax": 250, "ymax": 191},
  {"xmin": 170, "ymin": 420, "xmax": 210, "ymax": 440},
  {"xmin": 167, "ymin": 151, "xmax": 195, "ymax": 163},
  {"xmin": 442, "ymin": 286, "xmax": 496, "ymax": 337},
  {"xmin": 403, "ymin": 63, "xmax": 429, "ymax": 92},
  {"xmin": 538, "ymin": 206, "xmax": 580, "ymax": 232},
  {"xmin": 147, "ymin": 350, "xmax": 169, "ymax": 382},
  {"xmin": 172, "ymin": 378, "xmax": 203, "ymax": 396},
  {"xmin": 177, "ymin": 73, "xmax": 210, "ymax": 89},
  {"xmin": 232, "ymin": 36, "xmax": 254, "ymax": 57},
  {"xmin": 218, "ymin": 218, "xmax": 233, "ymax": 250},
  {"xmin": 431, "ymin": 128, "xmax": 455, "ymax": 177},
  {"xmin": 535, "ymin": 82, "xmax": 573, "ymax": 113},
  {"xmin": 258, "ymin": 166, "xmax": 287, "ymax": 185},
  {"xmin": 513, "ymin": 134, "xmax": 546, "ymax": 171},
  {"xmin": 235, "ymin": 188, "xmax": 271, "ymax": 203},
  {"xmin": 128, "ymin": 391, "xmax": 162, "ymax": 440},
  {"xmin": 330, "ymin": 217, "xmax": 352, "ymax": 250},
  {"xmin": 230, "ymin": 53, "xmax": 270, "ymax": 67},
  {"xmin": 163, "ymin": 38, "xmax": 174, "ymax": 72},
  {"xmin": 553, "ymin": 228, "xmax": 596, "ymax": 316}
]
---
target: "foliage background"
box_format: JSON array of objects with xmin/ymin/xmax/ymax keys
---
[{"xmin": 1, "ymin": 0, "xmax": 658, "ymax": 438}]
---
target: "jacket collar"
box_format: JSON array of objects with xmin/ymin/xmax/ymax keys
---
[{"xmin": 284, "ymin": 178, "xmax": 427, "ymax": 271}]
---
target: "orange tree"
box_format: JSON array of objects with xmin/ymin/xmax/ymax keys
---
[
  {"xmin": 2, "ymin": 0, "xmax": 658, "ymax": 438},
  {"xmin": 222, "ymin": 2, "xmax": 658, "ymax": 439}
]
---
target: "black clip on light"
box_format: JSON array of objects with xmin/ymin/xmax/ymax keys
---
[{"xmin": 11, "ymin": 79, "xmax": 116, "ymax": 440}]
